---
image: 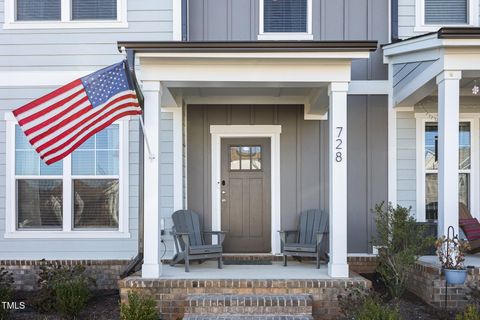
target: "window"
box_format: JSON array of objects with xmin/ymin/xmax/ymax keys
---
[
  {"xmin": 425, "ymin": 0, "xmax": 468, "ymax": 25},
  {"xmin": 16, "ymin": 0, "xmax": 61, "ymax": 21},
  {"xmin": 423, "ymin": 122, "xmax": 471, "ymax": 220},
  {"xmin": 415, "ymin": 0, "xmax": 478, "ymax": 31},
  {"xmin": 4, "ymin": 0, "xmax": 127, "ymax": 28},
  {"xmin": 230, "ymin": 145, "xmax": 262, "ymax": 171},
  {"xmin": 258, "ymin": 0, "xmax": 313, "ymax": 40},
  {"xmin": 6, "ymin": 115, "xmax": 129, "ymax": 238}
]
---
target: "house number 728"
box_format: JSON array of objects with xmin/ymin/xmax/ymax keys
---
[{"xmin": 335, "ymin": 126, "xmax": 344, "ymax": 162}]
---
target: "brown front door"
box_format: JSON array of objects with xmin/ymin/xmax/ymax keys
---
[{"xmin": 221, "ymin": 138, "xmax": 271, "ymax": 253}]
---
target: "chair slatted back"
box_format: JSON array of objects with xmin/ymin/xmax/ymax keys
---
[
  {"xmin": 172, "ymin": 210, "xmax": 204, "ymax": 249},
  {"xmin": 298, "ymin": 209, "xmax": 328, "ymax": 244}
]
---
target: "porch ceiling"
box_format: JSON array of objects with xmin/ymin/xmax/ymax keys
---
[{"xmin": 384, "ymin": 28, "xmax": 480, "ymax": 108}]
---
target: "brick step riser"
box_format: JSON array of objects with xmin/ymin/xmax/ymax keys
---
[
  {"xmin": 183, "ymin": 315, "xmax": 314, "ymax": 320},
  {"xmin": 185, "ymin": 306, "xmax": 312, "ymax": 315}
]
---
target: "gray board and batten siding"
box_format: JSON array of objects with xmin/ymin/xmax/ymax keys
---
[
  {"xmin": 187, "ymin": 103, "xmax": 388, "ymax": 253},
  {"xmin": 0, "ymin": 0, "xmax": 174, "ymax": 259},
  {"xmin": 188, "ymin": 0, "xmax": 389, "ymax": 81},
  {"xmin": 187, "ymin": 0, "xmax": 389, "ymax": 253}
]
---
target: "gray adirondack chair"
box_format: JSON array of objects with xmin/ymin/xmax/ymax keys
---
[
  {"xmin": 170, "ymin": 210, "xmax": 226, "ymax": 272},
  {"xmin": 279, "ymin": 209, "xmax": 329, "ymax": 269}
]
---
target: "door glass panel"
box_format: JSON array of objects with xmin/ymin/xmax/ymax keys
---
[
  {"xmin": 230, "ymin": 146, "xmax": 241, "ymax": 170},
  {"xmin": 240, "ymin": 146, "xmax": 251, "ymax": 170},
  {"xmin": 229, "ymin": 145, "xmax": 262, "ymax": 171},
  {"xmin": 251, "ymin": 146, "xmax": 262, "ymax": 170}
]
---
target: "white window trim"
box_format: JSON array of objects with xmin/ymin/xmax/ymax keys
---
[
  {"xmin": 258, "ymin": 0, "xmax": 313, "ymax": 41},
  {"xmin": 210, "ymin": 125, "xmax": 282, "ymax": 254},
  {"xmin": 415, "ymin": 113, "xmax": 480, "ymax": 222},
  {"xmin": 3, "ymin": 0, "xmax": 128, "ymax": 29},
  {"xmin": 414, "ymin": 0, "xmax": 479, "ymax": 33},
  {"xmin": 4, "ymin": 112, "xmax": 131, "ymax": 239}
]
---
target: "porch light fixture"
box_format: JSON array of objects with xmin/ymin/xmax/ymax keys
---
[{"xmin": 472, "ymin": 80, "xmax": 479, "ymax": 95}]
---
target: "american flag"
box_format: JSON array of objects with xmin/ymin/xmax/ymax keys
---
[{"xmin": 13, "ymin": 61, "xmax": 142, "ymax": 165}]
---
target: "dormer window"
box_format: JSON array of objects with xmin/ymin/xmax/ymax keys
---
[
  {"xmin": 415, "ymin": 0, "xmax": 478, "ymax": 31},
  {"xmin": 258, "ymin": 0, "xmax": 313, "ymax": 40}
]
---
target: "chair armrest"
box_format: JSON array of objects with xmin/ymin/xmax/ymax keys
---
[
  {"xmin": 278, "ymin": 230, "xmax": 299, "ymax": 234},
  {"xmin": 171, "ymin": 232, "xmax": 191, "ymax": 247},
  {"xmin": 316, "ymin": 231, "xmax": 328, "ymax": 245},
  {"xmin": 203, "ymin": 231, "xmax": 226, "ymax": 245},
  {"xmin": 278, "ymin": 230, "xmax": 299, "ymax": 245}
]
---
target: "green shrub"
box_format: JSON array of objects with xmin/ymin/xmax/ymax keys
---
[
  {"xmin": 456, "ymin": 305, "xmax": 480, "ymax": 320},
  {"xmin": 338, "ymin": 285, "xmax": 401, "ymax": 320},
  {"xmin": 371, "ymin": 202, "xmax": 434, "ymax": 299},
  {"xmin": 355, "ymin": 296, "xmax": 401, "ymax": 320},
  {"xmin": 54, "ymin": 278, "xmax": 92, "ymax": 319},
  {"xmin": 120, "ymin": 292, "xmax": 159, "ymax": 320},
  {"xmin": 33, "ymin": 259, "xmax": 95, "ymax": 314},
  {"xmin": 0, "ymin": 268, "xmax": 14, "ymax": 320}
]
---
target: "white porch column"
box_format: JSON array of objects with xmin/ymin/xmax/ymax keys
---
[
  {"xmin": 141, "ymin": 80, "xmax": 163, "ymax": 278},
  {"xmin": 328, "ymin": 82, "xmax": 349, "ymax": 278},
  {"xmin": 437, "ymin": 70, "xmax": 461, "ymax": 238}
]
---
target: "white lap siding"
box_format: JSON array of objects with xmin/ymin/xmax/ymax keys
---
[{"xmin": 397, "ymin": 111, "xmax": 417, "ymax": 217}]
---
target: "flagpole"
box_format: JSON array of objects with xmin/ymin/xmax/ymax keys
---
[
  {"xmin": 138, "ymin": 115, "xmax": 155, "ymax": 160},
  {"xmin": 121, "ymin": 46, "xmax": 155, "ymax": 161}
]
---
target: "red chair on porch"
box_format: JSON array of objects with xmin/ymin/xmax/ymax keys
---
[{"xmin": 459, "ymin": 203, "xmax": 480, "ymax": 254}]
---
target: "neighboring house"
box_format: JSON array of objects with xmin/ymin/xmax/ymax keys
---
[{"xmin": 0, "ymin": 0, "xmax": 477, "ymax": 282}]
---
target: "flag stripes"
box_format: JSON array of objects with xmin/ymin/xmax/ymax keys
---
[{"xmin": 13, "ymin": 61, "xmax": 142, "ymax": 165}]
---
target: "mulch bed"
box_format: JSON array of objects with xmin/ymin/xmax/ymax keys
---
[
  {"xmin": 361, "ymin": 273, "xmax": 458, "ymax": 320},
  {"xmin": 8, "ymin": 289, "xmax": 120, "ymax": 320}
]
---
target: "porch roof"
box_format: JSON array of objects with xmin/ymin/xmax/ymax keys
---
[
  {"xmin": 118, "ymin": 40, "xmax": 378, "ymax": 54},
  {"xmin": 383, "ymin": 27, "xmax": 480, "ymax": 107}
]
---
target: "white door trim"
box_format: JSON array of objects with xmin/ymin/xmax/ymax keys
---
[{"xmin": 210, "ymin": 125, "xmax": 282, "ymax": 254}]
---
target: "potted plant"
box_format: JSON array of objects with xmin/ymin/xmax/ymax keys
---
[{"xmin": 435, "ymin": 235, "xmax": 471, "ymax": 285}]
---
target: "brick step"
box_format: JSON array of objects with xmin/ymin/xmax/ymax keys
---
[
  {"xmin": 185, "ymin": 294, "xmax": 313, "ymax": 316},
  {"xmin": 184, "ymin": 315, "xmax": 314, "ymax": 320}
]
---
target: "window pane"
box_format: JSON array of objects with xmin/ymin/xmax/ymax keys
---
[
  {"xmin": 264, "ymin": 0, "xmax": 307, "ymax": 33},
  {"xmin": 459, "ymin": 122, "xmax": 471, "ymax": 170},
  {"xmin": 425, "ymin": 173, "xmax": 438, "ymax": 220},
  {"xmin": 72, "ymin": 0, "xmax": 117, "ymax": 20},
  {"xmin": 425, "ymin": 123, "xmax": 438, "ymax": 170},
  {"xmin": 72, "ymin": 151, "xmax": 95, "ymax": 175},
  {"xmin": 251, "ymin": 146, "xmax": 262, "ymax": 170},
  {"xmin": 425, "ymin": 122, "xmax": 470, "ymax": 170},
  {"xmin": 240, "ymin": 146, "xmax": 251, "ymax": 170},
  {"xmin": 17, "ymin": 180, "xmax": 62, "ymax": 229},
  {"xmin": 425, "ymin": 0, "xmax": 467, "ymax": 25},
  {"xmin": 77, "ymin": 135, "xmax": 95, "ymax": 150},
  {"xmin": 96, "ymin": 150, "xmax": 119, "ymax": 175},
  {"xmin": 16, "ymin": 0, "xmax": 61, "ymax": 21},
  {"xmin": 73, "ymin": 179, "xmax": 119, "ymax": 229},
  {"xmin": 96, "ymin": 125, "xmax": 119, "ymax": 149},
  {"xmin": 16, "ymin": 150, "xmax": 39, "ymax": 175},
  {"xmin": 230, "ymin": 147, "xmax": 240, "ymax": 170},
  {"xmin": 459, "ymin": 173, "xmax": 469, "ymax": 209},
  {"xmin": 425, "ymin": 173, "xmax": 470, "ymax": 221}
]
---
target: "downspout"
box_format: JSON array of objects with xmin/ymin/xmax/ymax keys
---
[
  {"xmin": 182, "ymin": 0, "xmax": 188, "ymax": 41},
  {"xmin": 121, "ymin": 49, "xmax": 144, "ymax": 278},
  {"xmin": 391, "ymin": 0, "xmax": 399, "ymax": 42}
]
